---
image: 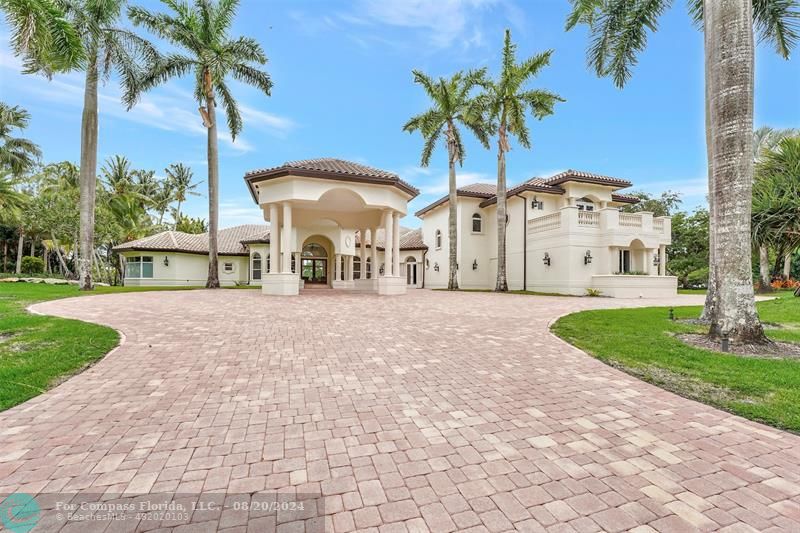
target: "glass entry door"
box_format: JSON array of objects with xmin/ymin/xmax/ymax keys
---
[{"xmin": 301, "ymin": 258, "xmax": 327, "ymax": 284}]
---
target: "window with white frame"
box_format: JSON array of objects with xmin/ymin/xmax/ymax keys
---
[
  {"xmin": 125, "ymin": 256, "xmax": 153, "ymax": 278},
  {"xmin": 223, "ymin": 262, "xmax": 235, "ymax": 274},
  {"xmin": 354, "ymin": 256, "xmax": 361, "ymax": 279},
  {"xmin": 472, "ymin": 213, "xmax": 482, "ymax": 233},
  {"xmin": 366, "ymin": 257, "xmax": 372, "ymax": 279},
  {"xmin": 577, "ymin": 197, "xmax": 595, "ymax": 211},
  {"xmin": 252, "ymin": 253, "xmax": 262, "ymax": 280},
  {"xmin": 435, "ymin": 229, "xmax": 442, "ymax": 249}
]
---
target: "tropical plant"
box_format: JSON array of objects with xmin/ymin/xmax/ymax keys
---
[
  {"xmin": 0, "ymin": 0, "xmax": 84, "ymax": 73},
  {"xmin": 175, "ymin": 213, "xmax": 207, "ymax": 234},
  {"xmin": 101, "ymin": 154, "xmax": 134, "ymax": 194},
  {"xmin": 753, "ymin": 136, "xmax": 800, "ymax": 291},
  {"xmin": 668, "ymin": 208, "xmax": 710, "ymax": 289},
  {"xmin": 622, "ymin": 190, "xmax": 682, "ymax": 218},
  {"xmin": 566, "ymin": 0, "xmax": 799, "ymax": 342},
  {"xmin": 754, "ymin": 126, "xmax": 800, "ymax": 162},
  {"xmin": 480, "ymin": 29, "xmax": 563, "ymax": 291},
  {"xmin": 403, "ymin": 69, "xmax": 491, "ymax": 290},
  {"xmin": 0, "ymin": 102, "xmax": 42, "ymax": 173},
  {"xmin": 0, "ymin": 172, "xmax": 27, "ymax": 221},
  {"xmin": 128, "ymin": 0, "xmax": 272, "ymax": 288},
  {"xmin": 165, "ymin": 163, "xmax": 201, "ymax": 223},
  {"xmin": 21, "ymin": 255, "xmax": 44, "ymax": 273}
]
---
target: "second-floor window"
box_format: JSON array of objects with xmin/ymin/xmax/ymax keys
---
[
  {"xmin": 435, "ymin": 230, "xmax": 442, "ymax": 249},
  {"xmin": 472, "ymin": 213, "xmax": 482, "ymax": 233},
  {"xmin": 577, "ymin": 197, "xmax": 595, "ymax": 211}
]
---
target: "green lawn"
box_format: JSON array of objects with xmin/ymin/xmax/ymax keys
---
[
  {"xmin": 552, "ymin": 291, "xmax": 800, "ymax": 432},
  {"xmin": 0, "ymin": 283, "xmax": 198, "ymax": 411}
]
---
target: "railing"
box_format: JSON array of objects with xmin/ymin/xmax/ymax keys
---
[
  {"xmin": 528, "ymin": 212, "xmax": 561, "ymax": 234},
  {"xmin": 619, "ymin": 213, "xmax": 642, "ymax": 228},
  {"xmin": 653, "ymin": 218, "xmax": 664, "ymax": 232},
  {"xmin": 577, "ymin": 211, "xmax": 600, "ymax": 227}
]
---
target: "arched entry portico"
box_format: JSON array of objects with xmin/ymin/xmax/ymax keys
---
[{"xmin": 300, "ymin": 236, "xmax": 332, "ymax": 286}]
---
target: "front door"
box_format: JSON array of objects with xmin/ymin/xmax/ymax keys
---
[
  {"xmin": 406, "ymin": 262, "xmax": 417, "ymax": 286},
  {"xmin": 301, "ymin": 258, "xmax": 328, "ymax": 283}
]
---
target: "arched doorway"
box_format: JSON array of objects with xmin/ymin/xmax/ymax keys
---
[
  {"xmin": 301, "ymin": 241, "xmax": 329, "ymax": 284},
  {"xmin": 405, "ymin": 256, "xmax": 418, "ymax": 286}
]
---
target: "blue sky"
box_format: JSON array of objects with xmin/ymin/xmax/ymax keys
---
[{"xmin": 1, "ymin": 0, "xmax": 798, "ymax": 229}]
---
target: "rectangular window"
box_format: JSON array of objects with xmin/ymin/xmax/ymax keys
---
[
  {"xmin": 125, "ymin": 256, "xmax": 153, "ymax": 278},
  {"xmin": 224, "ymin": 262, "xmax": 234, "ymax": 274},
  {"xmin": 354, "ymin": 259, "xmax": 361, "ymax": 279},
  {"xmin": 618, "ymin": 250, "xmax": 631, "ymax": 273}
]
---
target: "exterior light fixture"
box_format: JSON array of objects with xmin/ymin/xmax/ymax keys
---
[
  {"xmin": 434, "ymin": 262, "xmax": 439, "ymax": 272},
  {"xmin": 379, "ymin": 264, "xmax": 385, "ymax": 275},
  {"xmin": 472, "ymin": 259, "xmax": 478, "ymax": 270},
  {"xmin": 669, "ymin": 308, "xmax": 675, "ymax": 320},
  {"xmin": 543, "ymin": 252, "xmax": 551, "ymax": 266},
  {"xmin": 425, "ymin": 258, "xmax": 430, "ymax": 269},
  {"xmin": 584, "ymin": 250, "xmax": 593, "ymax": 265},
  {"xmin": 653, "ymin": 253, "xmax": 660, "ymax": 266},
  {"xmin": 721, "ymin": 334, "xmax": 730, "ymax": 353},
  {"xmin": 163, "ymin": 256, "xmax": 169, "ymax": 267}
]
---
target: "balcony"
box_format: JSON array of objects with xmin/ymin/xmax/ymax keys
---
[{"xmin": 527, "ymin": 206, "xmax": 671, "ymax": 247}]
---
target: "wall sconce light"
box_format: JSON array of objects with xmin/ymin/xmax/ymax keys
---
[
  {"xmin": 584, "ymin": 250, "xmax": 593, "ymax": 265},
  {"xmin": 543, "ymin": 252, "xmax": 551, "ymax": 266},
  {"xmin": 653, "ymin": 253, "xmax": 660, "ymax": 266},
  {"xmin": 472, "ymin": 259, "xmax": 478, "ymax": 270},
  {"xmin": 379, "ymin": 264, "xmax": 385, "ymax": 275},
  {"xmin": 426, "ymin": 258, "xmax": 430, "ymax": 269},
  {"xmin": 434, "ymin": 262, "xmax": 439, "ymax": 272},
  {"xmin": 163, "ymin": 256, "xmax": 169, "ymax": 267}
]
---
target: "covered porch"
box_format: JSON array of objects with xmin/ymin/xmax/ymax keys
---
[{"xmin": 244, "ymin": 158, "xmax": 420, "ymax": 296}]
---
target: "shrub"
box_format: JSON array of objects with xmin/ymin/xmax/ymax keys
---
[
  {"xmin": 20, "ymin": 256, "xmax": 45, "ymax": 274},
  {"xmin": 585, "ymin": 288, "xmax": 602, "ymax": 297}
]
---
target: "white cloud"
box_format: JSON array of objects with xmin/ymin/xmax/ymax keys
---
[
  {"xmin": 420, "ymin": 170, "xmax": 492, "ymax": 195},
  {"xmin": 219, "ymin": 200, "xmax": 265, "ymax": 226}
]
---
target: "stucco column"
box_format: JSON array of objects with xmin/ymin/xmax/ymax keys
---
[
  {"xmin": 347, "ymin": 255, "xmax": 354, "ymax": 281},
  {"xmin": 359, "ymin": 229, "xmax": 367, "ymax": 279},
  {"xmin": 609, "ymin": 247, "xmax": 617, "ymax": 274},
  {"xmin": 392, "ymin": 212, "xmax": 400, "ymax": 277},
  {"xmin": 269, "ymin": 204, "xmax": 279, "ymax": 273},
  {"xmin": 383, "ymin": 211, "xmax": 393, "ymax": 277},
  {"xmin": 281, "ymin": 202, "xmax": 292, "ymax": 273},
  {"xmin": 370, "ymin": 228, "xmax": 378, "ymax": 279},
  {"xmin": 334, "ymin": 253, "xmax": 341, "ymax": 281},
  {"xmin": 659, "ymin": 245, "xmax": 667, "ymax": 276}
]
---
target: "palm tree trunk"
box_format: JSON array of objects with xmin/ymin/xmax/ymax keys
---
[
  {"xmin": 701, "ymin": 25, "xmax": 717, "ymax": 322},
  {"xmin": 15, "ymin": 230, "xmax": 23, "ymax": 274},
  {"xmin": 784, "ymin": 253, "xmax": 792, "ymax": 280},
  {"xmin": 3, "ymin": 240, "xmax": 7, "ymax": 272},
  {"xmin": 758, "ymin": 244, "xmax": 773, "ymax": 292},
  {"xmin": 51, "ymin": 234, "xmax": 71, "ymax": 278},
  {"xmin": 29, "ymin": 239, "xmax": 34, "ymax": 257},
  {"xmin": 78, "ymin": 47, "xmax": 99, "ymax": 291},
  {"xmin": 446, "ymin": 123, "xmax": 458, "ymax": 290},
  {"xmin": 175, "ymin": 200, "xmax": 183, "ymax": 225},
  {"xmin": 704, "ymin": 0, "xmax": 764, "ymax": 342},
  {"xmin": 205, "ymin": 87, "xmax": 220, "ymax": 289},
  {"xmin": 495, "ymin": 123, "xmax": 509, "ymax": 292}
]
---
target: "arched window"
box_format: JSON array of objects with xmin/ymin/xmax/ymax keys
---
[
  {"xmin": 354, "ymin": 256, "xmax": 361, "ymax": 279},
  {"xmin": 302, "ymin": 243, "xmax": 327, "ymax": 257},
  {"xmin": 472, "ymin": 213, "xmax": 482, "ymax": 233},
  {"xmin": 252, "ymin": 252, "xmax": 262, "ymax": 280},
  {"xmin": 577, "ymin": 197, "xmax": 595, "ymax": 211},
  {"xmin": 435, "ymin": 230, "xmax": 442, "ymax": 249}
]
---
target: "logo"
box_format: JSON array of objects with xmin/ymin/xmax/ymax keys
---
[{"xmin": 0, "ymin": 493, "xmax": 40, "ymax": 533}]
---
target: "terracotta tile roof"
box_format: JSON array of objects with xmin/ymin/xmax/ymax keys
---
[
  {"xmin": 114, "ymin": 224, "xmax": 424, "ymax": 255},
  {"xmin": 611, "ymin": 193, "xmax": 640, "ymax": 204},
  {"xmin": 355, "ymin": 227, "xmax": 427, "ymax": 250},
  {"xmin": 114, "ymin": 225, "xmax": 270, "ymax": 256},
  {"xmin": 244, "ymin": 158, "xmax": 419, "ymax": 199},
  {"xmin": 542, "ymin": 169, "xmax": 632, "ymax": 188},
  {"xmin": 414, "ymin": 183, "xmax": 497, "ymax": 217}
]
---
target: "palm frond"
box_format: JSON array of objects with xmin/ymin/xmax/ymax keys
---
[
  {"xmin": 230, "ymin": 63, "xmax": 272, "ymax": 95},
  {"xmin": 215, "ymin": 80, "xmax": 242, "ymax": 140}
]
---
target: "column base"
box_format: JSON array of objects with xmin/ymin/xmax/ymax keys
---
[
  {"xmin": 331, "ymin": 280, "xmax": 355, "ymax": 289},
  {"xmin": 353, "ymin": 278, "xmax": 377, "ymax": 292},
  {"xmin": 377, "ymin": 276, "xmax": 406, "ymax": 296},
  {"xmin": 261, "ymin": 273, "xmax": 300, "ymax": 296}
]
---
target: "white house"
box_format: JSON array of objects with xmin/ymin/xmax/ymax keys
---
[{"xmin": 115, "ymin": 158, "xmax": 676, "ymax": 297}]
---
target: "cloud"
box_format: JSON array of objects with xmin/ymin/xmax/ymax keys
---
[
  {"xmin": 219, "ymin": 199, "xmax": 265, "ymax": 226},
  {"xmin": 419, "ymin": 170, "xmax": 492, "ymax": 195}
]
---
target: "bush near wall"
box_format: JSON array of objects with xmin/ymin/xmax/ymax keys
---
[
  {"xmin": 772, "ymin": 278, "xmax": 800, "ymax": 290},
  {"xmin": 20, "ymin": 256, "xmax": 45, "ymax": 274}
]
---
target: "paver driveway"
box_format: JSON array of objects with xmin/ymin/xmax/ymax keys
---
[{"xmin": 2, "ymin": 290, "xmax": 800, "ymax": 532}]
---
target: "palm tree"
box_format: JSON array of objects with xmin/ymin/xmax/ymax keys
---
[
  {"xmin": 0, "ymin": 172, "xmax": 27, "ymax": 219},
  {"xmin": 102, "ymin": 155, "xmax": 135, "ymax": 195},
  {"xmin": 566, "ymin": 0, "xmax": 798, "ymax": 342},
  {"xmin": 128, "ymin": 0, "xmax": 272, "ymax": 288},
  {"xmin": 481, "ymin": 30, "xmax": 563, "ymax": 291},
  {"xmin": 754, "ymin": 126, "xmax": 800, "ymax": 162},
  {"xmin": 403, "ymin": 69, "xmax": 491, "ymax": 290},
  {"xmin": 0, "ymin": 0, "xmax": 84, "ymax": 73},
  {"xmin": 165, "ymin": 163, "xmax": 201, "ymax": 223},
  {"xmin": 0, "ymin": 103, "xmax": 42, "ymax": 173},
  {"xmin": 20, "ymin": 1, "xmax": 156, "ymax": 291}
]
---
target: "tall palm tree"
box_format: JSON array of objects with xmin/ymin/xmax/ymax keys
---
[
  {"xmin": 481, "ymin": 30, "xmax": 563, "ymax": 292},
  {"xmin": 404, "ymin": 69, "xmax": 491, "ymax": 290},
  {"xmin": 128, "ymin": 0, "xmax": 273, "ymax": 288},
  {"xmin": 101, "ymin": 155, "xmax": 135, "ymax": 195},
  {"xmin": 21, "ymin": 1, "xmax": 156, "ymax": 291},
  {"xmin": 0, "ymin": 0, "xmax": 84, "ymax": 73},
  {"xmin": 165, "ymin": 163, "xmax": 201, "ymax": 223},
  {"xmin": 566, "ymin": 0, "xmax": 798, "ymax": 342}
]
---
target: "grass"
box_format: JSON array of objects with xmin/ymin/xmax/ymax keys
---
[
  {"xmin": 552, "ymin": 291, "xmax": 800, "ymax": 432},
  {"xmin": 0, "ymin": 283, "xmax": 199, "ymax": 411}
]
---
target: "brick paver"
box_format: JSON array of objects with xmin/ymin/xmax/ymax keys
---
[{"xmin": 1, "ymin": 289, "xmax": 799, "ymax": 531}]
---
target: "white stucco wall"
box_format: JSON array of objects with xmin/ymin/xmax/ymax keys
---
[{"xmin": 121, "ymin": 252, "xmax": 248, "ymax": 287}]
